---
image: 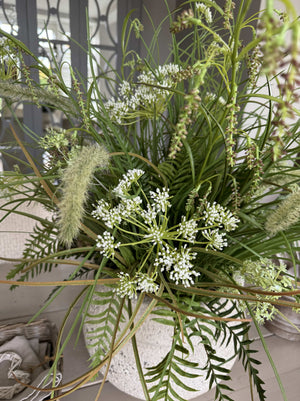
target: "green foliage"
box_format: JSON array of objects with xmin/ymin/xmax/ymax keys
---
[
  {"xmin": 84, "ymin": 288, "xmax": 125, "ymax": 367},
  {"xmin": 7, "ymin": 219, "xmax": 59, "ymax": 283},
  {"xmin": 0, "ymin": 81, "xmax": 76, "ymax": 115},
  {"xmin": 0, "ymin": 0, "xmax": 300, "ymax": 400},
  {"xmin": 145, "ymin": 339, "xmax": 199, "ymax": 401},
  {"xmin": 207, "ymin": 302, "xmax": 267, "ymax": 401},
  {"xmin": 144, "ymin": 297, "xmax": 264, "ymax": 401}
]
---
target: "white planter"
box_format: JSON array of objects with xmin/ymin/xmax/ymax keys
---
[{"xmin": 83, "ymin": 287, "xmax": 239, "ymax": 400}]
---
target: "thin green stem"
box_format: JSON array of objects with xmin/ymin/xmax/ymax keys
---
[{"xmin": 248, "ymin": 307, "xmax": 288, "ymax": 401}]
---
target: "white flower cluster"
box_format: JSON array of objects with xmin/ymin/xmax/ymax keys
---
[
  {"xmin": 121, "ymin": 197, "xmax": 143, "ymax": 219},
  {"xmin": 136, "ymin": 273, "xmax": 159, "ymax": 293},
  {"xmin": 195, "ymin": 2, "xmax": 213, "ymax": 24},
  {"xmin": 92, "ymin": 170, "xmax": 240, "ymax": 297},
  {"xmin": 202, "ymin": 229, "xmax": 228, "ymax": 250},
  {"xmin": 149, "ymin": 188, "xmax": 171, "ymax": 213},
  {"xmin": 140, "ymin": 203, "xmax": 159, "ymax": 225},
  {"xmin": 113, "ymin": 169, "xmax": 145, "ymax": 198},
  {"xmin": 137, "ymin": 64, "xmax": 180, "ymax": 95},
  {"xmin": 92, "ymin": 199, "xmax": 122, "ymax": 228},
  {"xmin": 114, "ymin": 272, "xmax": 159, "ymax": 299},
  {"xmin": 199, "ymin": 202, "xmax": 239, "ymax": 251},
  {"xmin": 114, "ymin": 272, "xmax": 137, "ymax": 299},
  {"xmin": 105, "ymin": 99, "xmax": 129, "ymax": 124},
  {"xmin": 92, "ymin": 196, "xmax": 143, "ymax": 228},
  {"xmin": 118, "ymin": 81, "xmax": 131, "ymax": 97},
  {"xmin": 96, "ymin": 231, "xmax": 121, "ymax": 258},
  {"xmin": 177, "ymin": 216, "xmax": 198, "ymax": 242},
  {"xmin": 204, "ymin": 92, "xmax": 226, "ymax": 106},
  {"xmin": 203, "ymin": 202, "xmax": 239, "ymax": 231},
  {"xmin": 144, "ymin": 226, "xmax": 164, "ymax": 245},
  {"xmin": 104, "ymin": 63, "xmax": 180, "ymax": 122},
  {"xmin": 154, "ymin": 245, "xmax": 199, "ymax": 287}
]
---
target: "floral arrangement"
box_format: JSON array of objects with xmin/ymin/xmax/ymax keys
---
[{"xmin": 0, "ymin": 1, "xmax": 300, "ymax": 400}]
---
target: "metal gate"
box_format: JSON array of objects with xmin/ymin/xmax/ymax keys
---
[
  {"xmin": 0, "ymin": 0, "xmax": 128, "ymax": 170},
  {"xmin": 0, "ymin": 0, "xmax": 183, "ymax": 170}
]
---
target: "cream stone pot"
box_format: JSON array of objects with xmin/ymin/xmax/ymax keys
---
[{"xmin": 83, "ymin": 287, "xmax": 239, "ymax": 400}]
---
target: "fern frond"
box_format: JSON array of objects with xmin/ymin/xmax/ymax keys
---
[
  {"xmin": 201, "ymin": 342, "xmax": 234, "ymax": 401},
  {"xmin": 228, "ymin": 324, "xmax": 266, "ymax": 400},
  {"xmin": 205, "ymin": 298, "xmax": 266, "ymax": 401},
  {"xmin": 84, "ymin": 287, "xmax": 125, "ymax": 367},
  {"xmin": 146, "ymin": 333, "xmax": 201, "ymax": 401},
  {"xmin": 6, "ymin": 219, "xmax": 59, "ymax": 284}
]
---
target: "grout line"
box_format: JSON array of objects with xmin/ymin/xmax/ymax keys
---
[
  {"xmin": 61, "ymin": 379, "xmax": 107, "ymax": 393},
  {"xmin": 251, "ymin": 332, "xmax": 275, "ymax": 341},
  {"xmin": 0, "ymin": 307, "xmax": 81, "ymax": 325}
]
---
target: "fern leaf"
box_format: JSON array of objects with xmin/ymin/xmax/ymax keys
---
[
  {"xmin": 84, "ymin": 287, "xmax": 125, "ymax": 367},
  {"xmin": 146, "ymin": 330, "xmax": 202, "ymax": 400},
  {"xmin": 7, "ymin": 220, "xmax": 59, "ymax": 283},
  {"xmin": 205, "ymin": 299, "xmax": 266, "ymax": 400}
]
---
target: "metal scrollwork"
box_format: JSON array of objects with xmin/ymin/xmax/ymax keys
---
[{"xmin": 0, "ymin": 0, "xmax": 119, "ymax": 170}]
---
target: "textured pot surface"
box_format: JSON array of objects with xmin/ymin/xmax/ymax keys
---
[{"xmin": 83, "ymin": 287, "xmax": 239, "ymax": 400}]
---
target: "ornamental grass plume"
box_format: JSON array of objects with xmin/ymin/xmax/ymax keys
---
[
  {"xmin": 57, "ymin": 145, "xmax": 109, "ymax": 247},
  {"xmin": 265, "ymin": 187, "xmax": 300, "ymax": 236},
  {"xmin": 0, "ymin": 81, "xmax": 77, "ymax": 115}
]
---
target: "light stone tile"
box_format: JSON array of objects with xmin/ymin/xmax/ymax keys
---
[
  {"xmin": 0, "ymin": 262, "xmax": 89, "ymax": 320},
  {"xmin": 57, "ymin": 325, "xmax": 300, "ymax": 401}
]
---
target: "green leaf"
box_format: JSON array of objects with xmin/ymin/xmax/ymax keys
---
[
  {"xmin": 171, "ymin": 362, "xmax": 200, "ymax": 379},
  {"xmin": 151, "ymin": 318, "xmax": 176, "ymax": 326}
]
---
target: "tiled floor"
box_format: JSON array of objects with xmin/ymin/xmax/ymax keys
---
[
  {"xmin": 58, "ymin": 320, "xmax": 300, "ymax": 401},
  {"xmin": 0, "ymin": 262, "xmax": 299, "ymax": 401}
]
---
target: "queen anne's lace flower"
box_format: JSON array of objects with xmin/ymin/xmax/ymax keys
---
[
  {"xmin": 195, "ymin": 2, "xmax": 213, "ymax": 24},
  {"xmin": 135, "ymin": 273, "xmax": 159, "ymax": 294},
  {"xmin": 92, "ymin": 170, "xmax": 241, "ymax": 292},
  {"xmin": 96, "ymin": 231, "xmax": 121, "ymax": 258},
  {"xmin": 202, "ymin": 228, "xmax": 228, "ymax": 250},
  {"xmin": 113, "ymin": 169, "xmax": 145, "ymax": 197},
  {"xmin": 169, "ymin": 246, "xmax": 199, "ymax": 287},
  {"xmin": 203, "ymin": 202, "xmax": 239, "ymax": 231},
  {"xmin": 154, "ymin": 245, "xmax": 175, "ymax": 271},
  {"xmin": 204, "ymin": 92, "xmax": 226, "ymax": 106},
  {"xmin": 154, "ymin": 245, "xmax": 199, "ymax": 287},
  {"xmin": 177, "ymin": 216, "xmax": 198, "ymax": 242},
  {"xmin": 140, "ymin": 204, "xmax": 158, "ymax": 225},
  {"xmin": 120, "ymin": 196, "xmax": 143, "ymax": 219},
  {"xmin": 149, "ymin": 187, "xmax": 171, "ymax": 213},
  {"xmin": 104, "ymin": 63, "xmax": 180, "ymax": 120},
  {"xmin": 105, "ymin": 99, "xmax": 129, "ymax": 124},
  {"xmin": 118, "ymin": 81, "xmax": 131, "ymax": 97},
  {"xmin": 92, "ymin": 195, "xmax": 143, "ymax": 228},
  {"xmin": 114, "ymin": 272, "xmax": 137, "ymax": 299},
  {"xmin": 92, "ymin": 199, "xmax": 122, "ymax": 228},
  {"xmin": 145, "ymin": 226, "xmax": 164, "ymax": 245}
]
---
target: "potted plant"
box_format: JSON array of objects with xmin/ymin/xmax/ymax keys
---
[{"xmin": 0, "ymin": 1, "xmax": 300, "ymax": 400}]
